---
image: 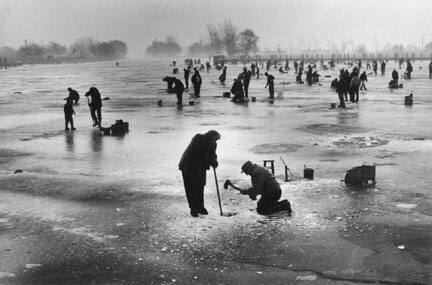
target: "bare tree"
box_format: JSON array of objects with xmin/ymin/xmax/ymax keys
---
[
  {"xmin": 355, "ymin": 44, "xmax": 368, "ymax": 55},
  {"xmin": 45, "ymin": 41, "xmax": 66, "ymax": 55},
  {"xmin": 424, "ymin": 42, "xmax": 432, "ymax": 54},
  {"xmin": 207, "ymin": 24, "xmax": 223, "ymax": 54},
  {"xmin": 221, "ymin": 20, "xmax": 237, "ymax": 57},
  {"xmin": 188, "ymin": 37, "xmax": 211, "ymax": 55},
  {"xmin": 238, "ymin": 29, "xmax": 259, "ymax": 56}
]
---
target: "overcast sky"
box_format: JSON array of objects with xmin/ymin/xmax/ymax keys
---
[{"xmin": 1, "ymin": 0, "xmax": 432, "ymax": 57}]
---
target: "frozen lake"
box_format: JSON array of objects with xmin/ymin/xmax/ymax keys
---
[
  {"xmin": 1, "ymin": 59, "xmax": 432, "ymax": 197},
  {"xmin": 0, "ymin": 59, "xmax": 431, "ymax": 284}
]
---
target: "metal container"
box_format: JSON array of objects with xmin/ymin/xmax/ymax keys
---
[
  {"xmin": 304, "ymin": 168, "xmax": 314, "ymax": 180},
  {"xmin": 405, "ymin": 96, "xmax": 413, "ymax": 106}
]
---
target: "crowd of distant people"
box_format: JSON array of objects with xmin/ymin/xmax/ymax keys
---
[{"xmin": 161, "ymin": 56, "xmax": 432, "ymax": 111}]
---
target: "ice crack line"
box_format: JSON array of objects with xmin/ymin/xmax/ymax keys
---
[{"xmin": 239, "ymin": 261, "xmax": 428, "ymax": 285}]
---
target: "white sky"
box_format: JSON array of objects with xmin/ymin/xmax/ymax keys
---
[{"xmin": 1, "ymin": 0, "xmax": 432, "ymax": 56}]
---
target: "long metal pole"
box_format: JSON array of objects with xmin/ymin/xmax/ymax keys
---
[{"xmin": 213, "ymin": 168, "xmax": 223, "ymax": 216}]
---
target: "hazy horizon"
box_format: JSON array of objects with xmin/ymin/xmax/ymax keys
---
[{"xmin": 1, "ymin": 0, "xmax": 432, "ymax": 57}]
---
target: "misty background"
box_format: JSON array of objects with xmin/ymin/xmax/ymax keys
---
[{"xmin": 1, "ymin": 0, "xmax": 432, "ymax": 58}]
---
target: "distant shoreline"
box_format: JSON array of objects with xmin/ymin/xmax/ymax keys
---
[{"xmin": 0, "ymin": 57, "xmax": 126, "ymax": 68}]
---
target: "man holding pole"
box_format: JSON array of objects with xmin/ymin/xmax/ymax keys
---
[{"xmin": 179, "ymin": 130, "xmax": 220, "ymax": 217}]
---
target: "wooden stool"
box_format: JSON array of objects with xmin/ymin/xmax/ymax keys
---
[{"xmin": 263, "ymin": 160, "xmax": 275, "ymax": 175}]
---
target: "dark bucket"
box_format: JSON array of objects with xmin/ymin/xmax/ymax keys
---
[
  {"xmin": 157, "ymin": 99, "xmax": 162, "ymax": 106},
  {"xmin": 405, "ymin": 96, "xmax": 413, "ymax": 106},
  {"xmin": 101, "ymin": 127, "xmax": 111, "ymax": 135},
  {"xmin": 251, "ymin": 97, "xmax": 256, "ymax": 102},
  {"xmin": 304, "ymin": 168, "xmax": 314, "ymax": 180},
  {"xmin": 330, "ymin": 103, "xmax": 336, "ymax": 108},
  {"xmin": 189, "ymin": 101, "xmax": 195, "ymax": 105}
]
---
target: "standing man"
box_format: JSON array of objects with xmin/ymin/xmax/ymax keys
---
[
  {"xmin": 179, "ymin": 130, "xmax": 220, "ymax": 217},
  {"xmin": 63, "ymin": 98, "xmax": 76, "ymax": 130},
  {"xmin": 336, "ymin": 78, "xmax": 345, "ymax": 108},
  {"xmin": 392, "ymin": 69, "xmax": 399, "ymax": 86},
  {"xmin": 336, "ymin": 69, "xmax": 346, "ymax": 107},
  {"xmin": 241, "ymin": 67, "xmax": 252, "ymax": 98},
  {"xmin": 219, "ymin": 66, "xmax": 227, "ymax": 85},
  {"xmin": 264, "ymin": 72, "xmax": 275, "ymax": 99},
  {"xmin": 349, "ymin": 71, "xmax": 361, "ymax": 103},
  {"xmin": 239, "ymin": 161, "xmax": 292, "ymax": 215},
  {"xmin": 429, "ymin": 60, "xmax": 432, "ymax": 79},
  {"xmin": 359, "ymin": 71, "xmax": 368, "ymax": 91},
  {"xmin": 306, "ymin": 65, "xmax": 313, "ymax": 85},
  {"xmin": 173, "ymin": 78, "xmax": 185, "ymax": 105},
  {"xmin": 405, "ymin": 60, "xmax": 413, "ymax": 79},
  {"xmin": 251, "ymin": 62, "xmax": 256, "ymax": 77},
  {"xmin": 85, "ymin": 87, "xmax": 102, "ymax": 128},
  {"xmin": 191, "ymin": 69, "xmax": 202, "ymax": 98},
  {"xmin": 373, "ymin": 60, "xmax": 378, "ymax": 75},
  {"xmin": 381, "ymin": 61, "xmax": 386, "ymax": 76},
  {"xmin": 294, "ymin": 61, "xmax": 299, "ymax": 74},
  {"xmin": 184, "ymin": 67, "xmax": 190, "ymax": 89},
  {"xmin": 67, "ymin": 87, "xmax": 80, "ymax": 104}
]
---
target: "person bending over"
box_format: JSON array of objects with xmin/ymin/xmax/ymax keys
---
[{"xmin": 239, "ymin": 161, "xmax": 292, "ymax": 215}]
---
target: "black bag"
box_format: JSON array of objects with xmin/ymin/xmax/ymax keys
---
[{"xmin": 345, "ymin": 165, "xmax": 376, "ymax": 186}]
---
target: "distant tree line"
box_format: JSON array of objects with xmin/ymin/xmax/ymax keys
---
[
  {"xmin": 0, "ymin": 38, "xmax": 127, "ymax": 64},
  {"xmin": 188, "ymin": 21, "xmax": 259, "ymax": 57},
  {"xmin": 144, "ymin": 21, "xmax": 259, "ymax": 57},
  {"xmin": 145, "ymin": 37, "xmax": 182, "ymax": 56}
]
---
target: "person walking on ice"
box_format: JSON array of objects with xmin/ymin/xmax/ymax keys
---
[
  {"xmin": 64, "ymin": 97, "xmax": 76, "ymax": 131},
  {"xmin": 191, "ymin": 69, "xmax": 202, "ymax": 98}
]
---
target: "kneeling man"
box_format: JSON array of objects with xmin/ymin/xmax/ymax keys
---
[{"xmin": 240, "ymin": 161, "xmax": 292, "ymax": 215}]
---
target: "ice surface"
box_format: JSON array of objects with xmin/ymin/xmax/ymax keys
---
[{"xmin": 0, "ymin": 59, "xmax": 432, "ymax": 203}]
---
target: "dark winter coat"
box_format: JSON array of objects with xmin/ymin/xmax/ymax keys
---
[
  {"xmin": 266, "ymin": 74, "xmax": 275, "ymax": 91},
  {"xmin": 68, "ymin": 89, "xmax": 80, "ymax": 102},
  {"xmin": 191, "ymin": 73, "xmax": 202, "ymax": 87},
  {"xmin": 85, "ymin": 87, "xmax": 102, "ymax": 108},
  {"xmin": 230, "ymin": 80, "xmax": 243, "ymax": 96},
  {"xmin": 64, "ymin": 102, "xmax": 75, "ymax": 115},
  {"xmin": 242, "ymin": 70, "xmax": 252, "ymax": 86},
  {"xmin": 246, "ymin": 164, "xmax": 281, "ymax": 199},
  {"xmin": 173, "ymin": 78, "xmax": 185, "ymax": 93},
  {"xmin": 179, "ymin": 134, "xmax": 218, "ymax": 186},
  {"xmin": 163, "ymin": 76, "xmax": 176, "ymax": 90}
]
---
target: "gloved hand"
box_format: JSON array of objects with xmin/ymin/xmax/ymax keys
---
[
  {"xmin": 249, "ymin": 193, "xmax": 257, "ymax": 201},
  {"xmin": 212, "ymin": 161, "xmax": 218, "ymax": 169}
]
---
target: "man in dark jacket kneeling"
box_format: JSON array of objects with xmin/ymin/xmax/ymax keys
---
[{"xmin": 240, "ymin": 161, "xmax": 292, "ymax": 215}]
